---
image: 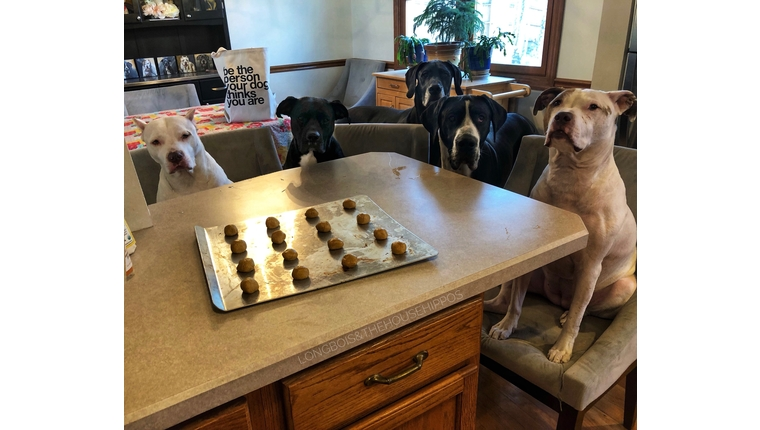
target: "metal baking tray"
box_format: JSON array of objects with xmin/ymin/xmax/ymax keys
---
[{"xmin": 195, "ymin": 195, "xmax": 438, "ymax": 311}]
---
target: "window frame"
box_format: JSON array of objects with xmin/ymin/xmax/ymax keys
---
[{"xmin": 393, "ymin": 0, "xmax": 566, "ymax": 90}]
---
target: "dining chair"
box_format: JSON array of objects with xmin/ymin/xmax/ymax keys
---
[
  {"xmin": 124, "ymin": 83, "xmax": 201, "ymax": 116},
  {"xmin": 129, "ymin": 127, "xmax": 283, "ymax": 205},
  {"xmin": 333, "ymin": 123, "xmax": 430, "ymax": 164},
  {"xmin": 325, "ymin": 58, "xmax": 387, "ymax": 109},
  {"xmin": 479, "ymin": 135, "xmax": 637, "ymax": 430}
]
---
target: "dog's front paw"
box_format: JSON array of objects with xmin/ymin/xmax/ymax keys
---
[
  {"xmin": 488, "ymin": 313, "xmax": 518, "ymax": 340},
  {"xmin": 547, "ymin": 345, "xmax": 572, "ymax": 363}
]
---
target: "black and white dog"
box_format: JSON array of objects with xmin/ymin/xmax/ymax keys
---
[
  {"xmin": 276, "ymin": 96, "xmax": 350, "ymax": 169},
  {"xmin": 421, "ymin": 95, "xmax": 537, "ymax": 187},
  {"xmin": 346, "ymin": 60, "xmax": 463, "ymax": 124}
]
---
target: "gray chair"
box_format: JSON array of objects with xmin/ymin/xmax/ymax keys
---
[
  {"xmin": 480, "ymin": 135, "xmax": 637, "ymax": 430},
  {"xmin": 333, "ymin": 123, "xmax": 430, "ymax": 163},
  {"xmin": 130, "ymin": 127, "xmax": 283, "ymax": 205},
  {"xmin": 325, "ymin": 58, "xmax": 387, "ymax": 109},
  {"xmin": 124, "ymin": 84, "xmax": 201, "ymax": 116}
]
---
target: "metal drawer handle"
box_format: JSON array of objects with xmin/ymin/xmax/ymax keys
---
[
  {"xmin": 211, "ymin": 87, "xmax": 226, "ymax": 91},
  {"xmin": 364, "ymin": 350, "xmax": 428, "ymax": 386},
  {"xmin": 389, "ymin": 83, "xmax": 400, "ymax": 89}
]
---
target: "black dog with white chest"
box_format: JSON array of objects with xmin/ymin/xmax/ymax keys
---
[
  {"xmin": 421, "ymin": 95, "xmax": 537, "ymax": 187},
  {"xmin": 276, "ymin": 96, "xmax": 350, "ymax": 169}
]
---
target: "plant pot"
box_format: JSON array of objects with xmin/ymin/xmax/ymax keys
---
[
  {"xmin": 406, "ymin": 44, "xmax": 428, "ymax": 67},
  {"xmin": 424, "ymin": 42, "xmax": 464, "ymax": 66},
  {"xmin": 464, "ymin": 46, "xmax": 492, "ymax": 78}
]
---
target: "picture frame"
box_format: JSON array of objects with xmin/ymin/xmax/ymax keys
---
[
  {"xmin": 124, "ymin": 59, "xmax": 139, "ymax": 80},
  {"xmin": 194, "ymin": 53, "xmax": 215, "ymax": 73},
  {"xmin": 176, "ymin": 55, "xmax": 197, "ymax": 74},
  {"xmin": 136, "ymin": 58, "xmax": 158, "ymax": 78},
  {"xmin": 157, "ymin": 56, "xmax": 179, "ymax": 76}
]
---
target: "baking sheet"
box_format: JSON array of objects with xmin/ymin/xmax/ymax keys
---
[{"xmin": 195, "ymin": 195, "xmax": 438, "ymax": 311}]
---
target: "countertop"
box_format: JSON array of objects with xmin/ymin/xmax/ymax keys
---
[{"xmin": 124, "ymin": 152, "xmax": 588, "ymax": 429}]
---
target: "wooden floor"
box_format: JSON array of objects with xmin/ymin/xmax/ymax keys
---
[{"xmin": 475, "ymin": 364, "xmax": 636, "ymax": 430}]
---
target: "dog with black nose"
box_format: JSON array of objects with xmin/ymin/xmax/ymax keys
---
[
  {"xmin": 276, "ymin": 96, "xmax": 350, "ymax": 169},
  {"xmin": 421, "ymin": 94, "xmax": 537, "ymax": 187}
]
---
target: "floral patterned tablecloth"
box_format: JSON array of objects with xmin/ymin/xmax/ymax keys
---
[{"xmin": 124, "ymin": 104, "xmax": 291, "ymax": 165}]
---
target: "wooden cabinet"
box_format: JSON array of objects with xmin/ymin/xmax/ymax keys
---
[{"xmin": 169, "ymin": 296, "xmax": 483, "ymax": 430}]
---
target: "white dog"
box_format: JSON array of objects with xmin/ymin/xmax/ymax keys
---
[
  {"xmin": 133, "ymin": 109, "xmax": 231, "ymax": 202},
  {"xmin": 485, "ymin": 88, "xmax": 637, "ymax": 364}
]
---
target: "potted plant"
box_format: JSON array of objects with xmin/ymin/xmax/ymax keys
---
[
  {"xmin": 412, "ymin": 0, "xmax": 485, "ymax": 66},
  {"xmin": 395, "ymin": 35, "xmax": 430, "ymax": 68},
  {"xmin": 462, "ymin": 28, "xmax": 515, "ymax": 79}
]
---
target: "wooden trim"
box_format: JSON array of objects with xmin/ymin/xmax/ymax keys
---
[
  {"xmin": 270, "ymin": 59, "xmax": 346, "ymax": 74},
  {"xmin": 394, "ymin": 0, "xmax": 405, "ymax": 69},
  {"xmin": 553, "ymin": 78, "xmax": 592, "ymax": 89}
]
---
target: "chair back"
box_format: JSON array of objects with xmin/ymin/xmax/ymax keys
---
[
  {"xmin": 333, "ymin": 123, "xmax": 430, "ymax": 163},
  {"xmin": 129, "ymin": 128, "xmax": 282, "ymax": 205},
  {"xmin": 505, "ymin": 135, "xmax": 636, "ymax": 220},
  {"xmin": 124, "ymin": 84, "xmax": 201, "ymax": 116},
  {"xmin": 326, "ymin": 58, "xmax": 387, "ymax": 109}
]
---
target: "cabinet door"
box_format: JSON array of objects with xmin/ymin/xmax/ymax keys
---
[
  {"xmin": 377, "ymin": 92, "xmax": 395, "ymax": 108},
  {"xmin": 343, "ymin": 364, "xmax": 478, "ymax": 430},
  {"xmin": 169, "ymin": 397, "xmax": 252, "ymax": 430},
  {"xmin": 182, "ymin": 0, "xmax": 225, "ymax": 20},
  {"xmin": 396, "ymin": 97, "xmax": 414, "ymax": 111}
]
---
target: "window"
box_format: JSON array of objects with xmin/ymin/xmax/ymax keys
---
[{"xmin": 394, "ymin": 0, "xmax": 565, "ymax": 89}]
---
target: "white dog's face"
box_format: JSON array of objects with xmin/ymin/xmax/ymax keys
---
[
  {"xmin": 133, "ymin": 109, "xmax": 200, "ymax": 174},
  {"xmin": 540, "ymin": 88, "xmax": 636, "ymax": 154}
]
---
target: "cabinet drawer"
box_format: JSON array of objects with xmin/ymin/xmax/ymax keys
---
[
  {"xmin": 169, "ymin": 396, "xmax": 251, "ymax": 430},
  {"xmin": 376, "ymin": 77, "xmax": 406, "ymax": 93},
  {"xmin": 281, "ymin": 296, "xmax": 482, "ymax": 430},
  {"xmin": 199, "ymin": 78, "xmax": 227, "ymax": 104}
]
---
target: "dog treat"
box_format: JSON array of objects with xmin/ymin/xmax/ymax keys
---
[
  {"xmin": 237, "ymin": 257, "xmax": 255, "ymax": 273},
  {"xmin": 391, "ymin": 241, "xmax": 407, "ymax": 255},
  {"xmin": 292, "ymin": 266, "xmax": 310, "ymax": 280},
  {"xmin": 282, "ymin": 248, "xmax": 298, "ymax": 261},
  {"xmin": 373, "ymin": 228, "xmax": 388, "ymax": 240},
  {"xmin": 341, "ymin": 254, "xmax": 358, "ymax": 269},
  {"xmin": 343, "ymin": 199, "xmax": 356, "ymax": 210},
  {"xmin": 265, "ymin": 217, "xmax": 280, "ymax": 229},
  {"xmin": 240, "ymin": 278, "xmax": 259, "ymax": 294},
  {"xmin": 328, "ymin": 238, "xmax": 344, "ymax": 250},
  {"xmin": 230, "ymin": 239, "xmax": 247, "ymax": 254},
  {"xmin": 271, "ymin": 230, "xmax": 286, "ymax": 245},
  {"xmin": 224, "ymin": 224, "xmax": 238, "ymax": 236},
  {"xmin": 316, "ymin": 221, "xmax": 331, "ymax": 233},
  {"xmin": 305, "ymin": 208, "xmax": 319, "ymax": 219},
  {"xmin": 357, "ymin": 213, "xmax": 370, "ymax": 225}
]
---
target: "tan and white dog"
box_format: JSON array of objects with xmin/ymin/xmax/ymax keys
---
[
  {"xmin": 485, "ymin": 88, "xmax": 637, "ymax": 364},
  {"xmin": 133, "ymin": 109, "xmax": 231, "ymax": 202}
]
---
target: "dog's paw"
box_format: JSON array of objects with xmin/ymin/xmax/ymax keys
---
[
  {"xmin": 488, "ymin": 313, "xmax": 518, "ymax": 340},
  {"xmin": 547, "ymin": 344, "xmax": 572, "ymax": 364}
]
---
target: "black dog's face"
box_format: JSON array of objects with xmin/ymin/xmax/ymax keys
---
[
  {"xmin": 276, "ymin": 96, "xmax": 349, "ymax": 155},
  {"xmin": 405, "ymin": 61, "xmax": 464, "ymax": 109},
  {"xmin": 422, "ymin": 95, "xmax": 506, "ymax": 173}
]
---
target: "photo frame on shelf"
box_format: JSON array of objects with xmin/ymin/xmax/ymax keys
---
[
  {"xmin": 194, "ymin": 54, "xmax": 215, "ymax": 73},
  {"xmin": 124, "ymin": 59, "xmax": 139, "ymax": 80},
  {"xmin": 136, "ymin": 58, "xmax": 158, "ymax": 78},
  {"xmin": 182, "ymin": 0, "xmax": 218, "ymax": 13},
  {"xmin": 176, "ymin": 55, "xmax": 197, "ymax": 74},
  {"xmin": 157, "ymin": 56, "xmax": 179, "ymax": 76}
]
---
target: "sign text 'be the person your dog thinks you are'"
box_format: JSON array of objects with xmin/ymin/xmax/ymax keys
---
[{"xmin": 222, "ymin": 65, "xmax": 269, "ymax": 107}]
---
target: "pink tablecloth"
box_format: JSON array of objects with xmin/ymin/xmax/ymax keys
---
[{"xmin": 124, "ymin": 104, "xmax": 291, "ymax": 164}]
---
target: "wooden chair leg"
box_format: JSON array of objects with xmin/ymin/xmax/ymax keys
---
[
  {"xmin": 556, "ymin": 406, "xmax": 584, "ymax": 430},
  {"xmin": 624, "ymin": 366, "xmax": 637, "ymax": 429}
]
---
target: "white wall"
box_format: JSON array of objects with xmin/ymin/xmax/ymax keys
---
[{"xmin": 557, "ymin": 0, "xmax": 604, "ymax": 81}]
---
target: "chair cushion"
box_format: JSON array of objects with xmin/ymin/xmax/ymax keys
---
[{"xmin": 333, "ymin": 123, "xmax": 429, "ymax": 163}]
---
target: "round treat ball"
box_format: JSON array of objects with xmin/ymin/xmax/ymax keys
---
[
  {"xmin": 305, "ymin": 208, "xmax": 319, "ymax": 219},
  {"xmin": 328, "ymin": 238, "xmax": 344, "ymax": 250},
  {"xmin": 265, "ymin": 217, "xmax": 280, "ymax": 229},
  {"xmin": 343, "ymin": 199, "xmax": 356, "ymax": 210},
  {"xmin": 230, "ymin": 239, "xmax": 247, "ymax": 254},
  {"xmin": 341, "ymin": 254, "xmax": 358, "ymax": 269},
  {"xmin": 373, "ymin": 228, "xmax": 388, "ymax": 240},
  {"xmin": 271, "ymin": 230, "xmax": 286, "ymax": 244},
  {"xmin": 224, "ymin": 224, "xmax": 238, "ymax": 236},
  {"xmin": 357, "ymin": 213, "xmax": 370, "ymax": 225},
  {"xmin": 316, "ymin": 221, "xmax": 331, "ymax": 233},
  {"xmin": 282, "ymin": 248, "xmax": 298, "ymax": 261},
  {"xmin": 292, "ymin": 266, "xmax": 309, "ymax": 280},
  {"xmin": 237, "ymin": 257, "xmax": 255, "ymax": 273},
  {"xmin": 240, "ymin": 278, "xmax": 259, "ymax": 294},
  {"xmin": 391, "ymin": 241, "xmax": 407, "ymax": 255}
]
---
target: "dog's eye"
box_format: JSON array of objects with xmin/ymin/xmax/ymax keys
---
[
  {"xmin": 150, "ymin": 139, "xmax": 160, "ymax": 146},
  {"xmin": 447, "ymin": 114, "xmax": 457, "ymax": 123},
  {"xmin": 476, "ymin": 115, "xmax": 486, "ymax": 123},
  {"xmin": 589, "ymin": 104, "xmax": 599, "ymax": 110},
  {"xmin": 551, "ymin": 99, "xmax": 562, "ymax": 107}
]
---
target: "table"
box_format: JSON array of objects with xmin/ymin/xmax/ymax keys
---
[
  {"xmin": 123, "ymin": 104, "xmax": 292, "ymax": 164},
  {"xmin": 124, "ymin": 153, "xmax": 588, "ymax": 429}
]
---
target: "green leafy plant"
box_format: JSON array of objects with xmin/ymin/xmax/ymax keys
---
[
  {"xmin": 412, "ymin": 0, "xmax": 485, "ymax": 43},
  {"xmin": 466, "ymin": 28, "xmax": 515, "ymax": 69},
  {"xmin": 395, "ymin": 34, "xmax": 430, "ymax": 67}
]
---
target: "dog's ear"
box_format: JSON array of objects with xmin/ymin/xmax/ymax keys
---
[
  {"xmin": 330, "ymin": 100, "xmax": 350, "ymax": 123},
  {"xmin": 276, "ymin": 96, "xmax": 299, "ymax": 118},
  {"xmin": 444, "ymin": 61, "xmax": 463, "ymax": 95},
  {"xmin": 482, "ymin": 95, "xmax": 507, "ymax": 133},
  {"xmin": 607, "ymin": 90, "xmax": 637, "ymax": 121},
  {"xmin": 405, "ymin": 62, "xmax": 423, "ymax": 98},
  {"xmin": 420, "ymin": 98, "xmax": 447, "ymax": 134},
  {"xmin": 133, "ymin": 118, "xmax": 148, "ymax": 131},
  {"xmin": 533, "ymin": 87, "xmax": 565, "ymax": 115},
  {"xmin": 184, "ymin": 108, "xmax": 196, "ymax": 123}
]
